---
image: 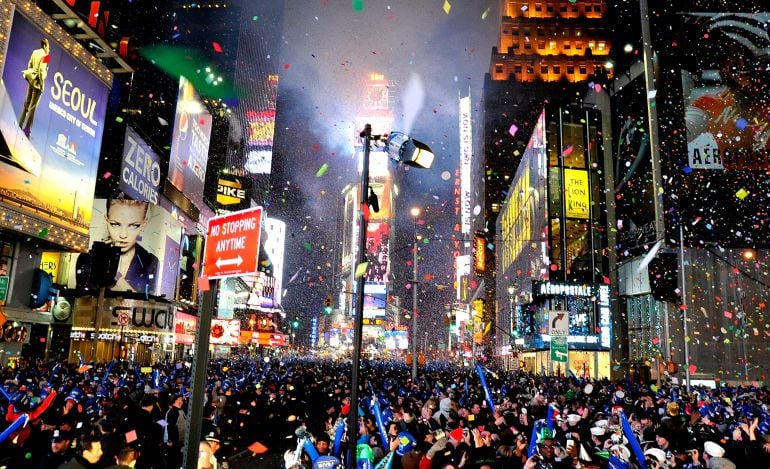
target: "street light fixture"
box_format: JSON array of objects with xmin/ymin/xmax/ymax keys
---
[{"xmin": 348, "ymin": 124, "xmax": 433, "ymax": 468}]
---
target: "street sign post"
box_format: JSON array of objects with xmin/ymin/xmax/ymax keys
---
[
  {"xmin": 202, "ymin": 207, "xmax": 263, "ymax": 279},
  {"xmin": 551, "ymin": 336, "xmax": 568, "ymax": 363}
]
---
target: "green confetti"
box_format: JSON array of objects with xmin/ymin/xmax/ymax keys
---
[
  {"xmin": 316, "ymin": 163, "xmax": 329, "ymax": 177},
  {"xmin": 355, "ymin": 262, "xmax": 368, "ymax": 278},
  {"xmin": 481, "ymin": 7, "xmax": 490, "ymax": 19},
  {"xmin": 115, "ymin": 116, "xmax": 124, "ymax": 123},
  {"xmin": 352, "ymin": 0, "xmax": 363, "ymax": 12},
  {"xmin": 304, "ymin": 242, "xmax": 312, "ymax": 252},
  {"xmin": 38, "ymin": 227, "xmax": 49, "ymax": 238},
  {"xmin": 736, "ymin": 188, "xmax": 749, "ymax": 200}
]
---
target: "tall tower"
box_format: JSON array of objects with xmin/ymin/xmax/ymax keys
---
[
  {"xmin": 336, "ymin": 73, "xmax": 396, "ymax": 354},
  {"xmin": 482, "ymin": 0, "xmax": 614, "ymax": 365}
]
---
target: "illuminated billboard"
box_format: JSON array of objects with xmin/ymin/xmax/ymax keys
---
[
  {"xmin": 210, "ymin": 319, "xmax": 240, "ymax": 346},
  {"xmin": 459, "ymin": 96, "xmax": 472, "ymax": 234},
  {"xmin": 120, "ymin": 127, "xmax": 161, "ymax": 204},
  {"xmin": 168, "ymin": 76, "xmax": 212, "ymax": 209},
  {"xmin": 564, "ymin": 169, "xmax": 589, "ymax": 219},
  {"xmin": 69, "ymin": 199, "xmax": 183, "ymax": 299},
  {"xmin": 656, "ymin": 8, "xmax": 770, "ymax": 247},
  {"xmin": 174, "ymin": 311, "xmax": 198, "ymax": 345},
  {"xmin": 264, "ymin": 217, "xmax": 286, "ymax": 305},
  {"xmin": 0, "ymin": 10, "xmax": 110, "ymax": 250}
]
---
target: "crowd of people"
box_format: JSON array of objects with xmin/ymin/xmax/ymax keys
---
[{"xmin": 0, "ymin": 356, "xmax": 768, "ymax": 469}]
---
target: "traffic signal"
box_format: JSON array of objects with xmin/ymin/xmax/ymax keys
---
[
  {"xmin": 324, "ymin": 296, "xmax": 333, "ymax": 314},
  {"xmin": 291, "ymin": 319, "xmax": 300, "ymax": 329}
]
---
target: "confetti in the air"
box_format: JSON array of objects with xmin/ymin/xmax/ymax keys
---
[
  {"xmin": 355, "ymin": 262, "xmax": 369, "ymax": 278},
  {"xmin": 38, "ymin": 227, "xmax": 49, "ymax": 238},
  {"xmin": 316, "ymin": 163, "xmax": 329, "ymax": 177},
  {"xmin": 508, "ymin": 124, "xmax": 518, "ymax": 137},
  {"xmin": 352, "ymin": 0, "xmax": 363, "ymax": 12},
  {"xmin": 735, "ymin": 188, "xmax": 749, "ymax": 200},
  {"xmin": 443, "ymin": 0, "xmax": 451, "ymax": 14}
]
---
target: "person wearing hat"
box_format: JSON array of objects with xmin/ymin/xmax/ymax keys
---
[
  {"xmin": 36, "ymin": 429, "xmax": 73, "ymax": 469},
  {"xmin": 644, "ymin": 447, "xmax": 668, "ymax": 469},
  {"xmin": 687, "ymin": 441, "xmax": 736, "ymax": 469},
  {"xmin": 203, "ymin": 431, "xmax": 227, "ymax": 469},
  {"xmin": 522, "ymin": 428, "xmax": 572, "ymax": 468}
]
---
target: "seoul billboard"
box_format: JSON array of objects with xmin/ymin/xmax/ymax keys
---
[
  {"xmin": 168, "ymin": 76, "xmax": 212, "ymax": 210},
  {"xmin": 0, "ymin": 10, "xmax": 110, "ymax": 250}
]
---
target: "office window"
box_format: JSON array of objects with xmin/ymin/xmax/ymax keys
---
[
  {"xmin": 564, "ymin": 41, "xmax": 571, "ymax": 50},
  {"xmin": 526, "ymin": 65, "xmax": 534, "ymax": 74},
  {"xmin": 576, "ymin": 41, "xmax": 583, "ymax": 49},
  {"xmin": 514, "ymin": 65, "xmax": 522, "ymax": 74},
  {"xmin": 537, "ymin": 28, "xmax": 545, "ymax": 36},
  {"xmin": 539, "ymin": 41, "xmax": 546, "ymax": 50},
  {"xmin": 598, "ymin": 41, "xmax": 606, "ymax": 51},
  {"xmin": 560, "ymin": 6, "xmax": 567, "ymax": 13},
  {"xmin": 525, "ymin": 42, "xmax": 532, "ymax": 50},
  {"xmin": 495, "ymin": 64, "xmax": 504, "ymax": 74},
  {"xmin": 567, "ymin": 65, "xmax": 575, "ymax": 74},
  {"xmin": 594, "ymin": 5, "xmax": 602, "ymax": 12},
  {"xmin": 512, "ymin": 29, "xmax": 519, "ymax": 36},
  {"xmin": 588, "ymin": 40, "xmax": 596, "ymax": 49},
  {"xmin": 547, "ymin": 5, "xmax": 554, "ymax": 12},
  {"xmin": 535, "ymin": 4, "xmax": 542, "ymax": 12},
  {"xmin": 579, "ymin": 64, "xmax": 587, "ymax": 74},
  {"xmin": 512, "ymin": 42, "xmax": 520, "ymax": 50},
  {"xmin": 541, "ymin": 65, "xmax": 548, "ymax": 74},
  {"xmin": 553, "ymin": 65, "xmax": 561, "ymax": 74},
  {"xmin": 549, "ymin": 40, "xmax": 556, "ymax": 50}
]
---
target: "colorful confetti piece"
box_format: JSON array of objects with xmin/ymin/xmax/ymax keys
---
[
  {"xmin": 735, "ymin": 188, "xmax": 749, "ymax": 200},
  {"xmin": 352, "ymin": 0, "xmax": 363, "ymax": 12},
  {"xmin": 316, "ymin": 163, "xmax": 329, "ymax": 177},
  {"xmin": 355, "ymin": 262, "xmax": 368, "ymax": 278},
  {"xmin": 443, "ymin": 0, "xmax": 451, "ymax": 14}
]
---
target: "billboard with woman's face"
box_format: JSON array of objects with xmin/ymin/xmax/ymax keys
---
[
  {"xmin": 67, "ymin": 199, "xmax": 183, "ymax": 299},
  {"xmin": 0, "ymin": 9, "xmax": 110, "ymax": 250}
]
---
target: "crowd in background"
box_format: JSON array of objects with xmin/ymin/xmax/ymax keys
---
[{"xmin": 0, "ymin": 357, "xmax": 768, "ymax": 468}]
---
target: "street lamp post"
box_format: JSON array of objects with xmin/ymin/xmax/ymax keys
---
[
  {"xmin": 411, "ymin": 207, "xmax": 420, "ymax": 381},
  {"xmin": 348, "ymin": 125, "xmax": 434, "ymax": 468}
]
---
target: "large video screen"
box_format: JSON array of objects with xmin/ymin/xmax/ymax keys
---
[
  {"xmin": 0, "ymin": 11, "xmax": 109, "ymax": 248},
  {"xmin": 669, "ymin": 8, "xmax": 770, "ymax": 246},
  {"xmin": 168, "ymin": 76, "xmax": 212, "ymax": 209}
]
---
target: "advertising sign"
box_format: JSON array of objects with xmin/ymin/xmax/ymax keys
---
[
  {"xmin": 0, "ymin": 11, "xmax": 110, "ymax": 249},
  {"xmin": 384, "ymin": 330, "xmax": 408, "ymax": 350},
  {"xmin": 74, "ymin": 297, "xmax": 174, "ymax": 333},
  {"xmin": 251, "ymin": 331, "xmax": 287, "ymax": 346},
  {"xmin": 216, "ymin": 172, "xmax": 251, "ymax": 210},
  {"xmin": 71, "ymin": 199, "xmax": 183, "ymax": 298},
  {"xmin": 202, "ymin": 207, "xmax": 263, "ymax": 279},
  {"xmin": 210, "ymin": 319, "xmax": 240, "ymax": 345},
  {"xmin": 168, "ymin": 76, "xmax": 212, "ymax": 209},
  {"xmin": 459, "ymin": 96, "xmax": 472, "ymax": 234},
  {"xmin": 564, "ymin": 169, "xmax": 589, "ymax": 218},
  {"xmin": 120, "ymin": 127, "xmax": 161, "ymax": 204},
  {"xmin": 659, "ymin": 7, "xmax": 770, "ymax": 246},
  {"xmin": 174, "ymin": 311, "xmax": 198, "ymax": 345}
]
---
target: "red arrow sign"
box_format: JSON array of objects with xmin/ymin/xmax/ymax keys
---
[{"xmin": 203, "ymin": 207, "xmax": 262, "ymax": 279}]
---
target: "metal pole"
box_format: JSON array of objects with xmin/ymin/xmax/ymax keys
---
[
  {"xmin": 92, "ymin": 286, "xmax": 106, "ymax": 362},
  {"xmin": 183, "ymin": 278, "xmax": 215, "ymax": 469},
  {"xmin": 412, "ymin": 214, "xmax": 418, "ymax": 381},
  {"xmin": 678, "ymin": 225, "xmax": 690, "ymax": 393},
  {"xmin": 348, "ymin": 124, "xmax": 371, "ymax": 468}
]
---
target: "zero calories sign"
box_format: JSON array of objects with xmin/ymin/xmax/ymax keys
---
[{"xmin": 202, "ymin": 207, "xmax": 263, "ymax": 279}]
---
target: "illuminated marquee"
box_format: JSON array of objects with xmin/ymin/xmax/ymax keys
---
[{"xmin": 459, "ymin": 96, "xmax": 472, "ymax": 234}]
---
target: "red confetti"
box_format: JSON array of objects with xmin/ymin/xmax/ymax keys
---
[
  {"xmin": 652, "ymin": 337, "xmax": 659, "ymax": 345},
  {"xmin": 688, "ymin": 364, "xmax": 697, "ymax": 375},
  {"xmin": 284, "ymin": 63, "xmax": 291, "ymax": 69},
  {"xmin": 562, "ymin": 145, "xmax": 574, "ymax": 156},
  {"xmin": 103, "ymin": 171, "xmax": 112, "ymax": 179},
  {"xmin": 212, "ymin": 41, "xmax": 223, "ymax": 53}
]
